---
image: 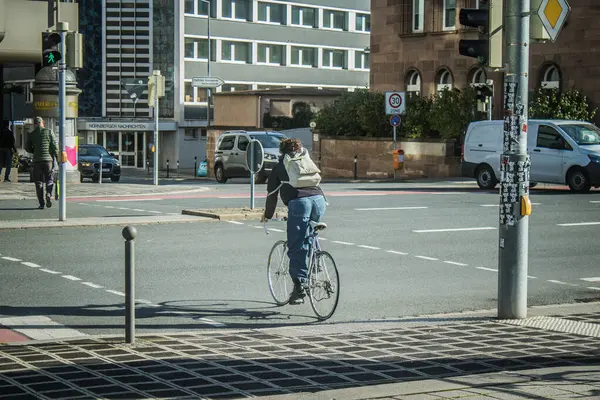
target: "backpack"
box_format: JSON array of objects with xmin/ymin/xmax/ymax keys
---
[{"xmin": 283, "ymin": 150, "xmax": 321, "ymax": 188}]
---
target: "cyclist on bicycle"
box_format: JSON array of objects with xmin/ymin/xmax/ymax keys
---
[{"xmin": 262, "ymin": 138, "xmax": 326, "ymax": 305}]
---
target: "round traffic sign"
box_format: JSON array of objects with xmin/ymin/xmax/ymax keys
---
[
  {"xmin": 246, "ymin": 139, "xmax": 264, "ymax": 174},
  {"xmin": 390, "ymin": 115, "xmax": 401, "ymax": 127},
  {"xmin": 389, "ymin": 93, "xmax": 402, "ymax": 109}
]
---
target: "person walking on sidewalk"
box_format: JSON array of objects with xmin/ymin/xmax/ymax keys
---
[
  {"xmin": 0, "ymin": 120, "xmax": 17, "ymax": 183},
  {"xmin": 262, "ymin": 138, "xmax": 326, "ymax": 305},
  {"xmin": 25, "ymin": 117, "xmax": 58, "ymax": 209}
]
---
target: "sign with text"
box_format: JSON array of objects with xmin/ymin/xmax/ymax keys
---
[
  {"xmin": 385, "ymin": 91, "xmax": 406, "ymax": 115},
  {"xmin": 192, "ymin": 76, "xmax": 225, "ymax": 88}
]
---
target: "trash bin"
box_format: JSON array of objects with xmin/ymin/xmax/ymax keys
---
[{"xmin": 392, "ymin": 149, "xmax": 405, "ymax": 170}]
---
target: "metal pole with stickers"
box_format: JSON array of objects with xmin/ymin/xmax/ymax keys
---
[{"xmin": 246, "ymin": 139, "xmax": 264, "ymax": 210}]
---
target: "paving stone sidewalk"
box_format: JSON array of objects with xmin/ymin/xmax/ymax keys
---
[{"xmin": 0, "ymin": 310, "xmax": 599, "ymax": 399}]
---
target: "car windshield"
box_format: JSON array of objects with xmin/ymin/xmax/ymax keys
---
[
  {"xmin": 559, "ymin": 123, "xmax": 600, "ymax": 145},
  {"xmin": 79, "ymin": 147, "xmax": 110, "ymax": 157},
  {"xmin": 250, "ymin": 134, "xmax": 284, "ymax": 149}
]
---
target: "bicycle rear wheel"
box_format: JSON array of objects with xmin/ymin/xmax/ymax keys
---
[
  {"xmin": 267, "ymin": 240, "xmax": 293, "ymax": 306},
  {"xmin": 307, "ymin": 251, "xmax": 340, "ymax": 321}
]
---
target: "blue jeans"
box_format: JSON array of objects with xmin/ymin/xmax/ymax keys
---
[{"xmin": 287, "ymin": 195, "xmax": 327, "ymax": 284}]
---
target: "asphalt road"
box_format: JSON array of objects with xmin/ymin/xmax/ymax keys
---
[{"xmin": 1, "ymin": 180, "xmax": 599, "ymax": 336}]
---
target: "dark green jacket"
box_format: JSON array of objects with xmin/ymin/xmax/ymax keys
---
[{"xmin": 26, "ymin": 127, "xmax": 58, "ymax": 162}]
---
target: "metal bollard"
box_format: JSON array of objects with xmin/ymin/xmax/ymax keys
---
[
  {"xmin": 177, "ymin": 160, "xmax": 180, "ymax": 177},
  {"xmin": 166, "ymin": 159, "xmax": 170, "ymax": 179},
  {"xmin": 194, "ymin": 156, "xmax": 197, "ymax": 179},
  {"xmin": 147, "ymin": 159, "xmax": 150, "ymax": 176},
  {"xmin": 354, "ymin": 155, "xmax": 358, "ymax": 180},
  {"xmin": 122, "ymin": 226, "xmax": 137, "ymax": 344},
  {"xmin": 99, "ymin": 155, "xmax": 103, "ymax": 184}
]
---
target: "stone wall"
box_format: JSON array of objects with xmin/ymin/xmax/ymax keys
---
[{"xmin": 312, "ymin": 135, "xmax": 461, "ymax": 179}]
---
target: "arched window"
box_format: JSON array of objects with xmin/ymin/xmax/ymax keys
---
[
  {"xmin": 406, "ymin": 70, "xmax": 421, "ymax": 96},
  {"xmin": 541, "ymin": 64, "xmax": 560, "ymax": 89},
  {"xmin": 471, "ymin": 68, "xmax": 487, "ymax": 85},
  {"xmin": 436, "ymin": 68, "xmax": 453, "ymax": 93}
]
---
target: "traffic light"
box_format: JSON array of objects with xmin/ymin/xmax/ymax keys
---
[
  {"xmin": 42, "ymin": 31, "xmax": 62, "ymax": 67},
  {"xmin": 458, "ymin": 0, "xmax": 503, "ymax": 68}
]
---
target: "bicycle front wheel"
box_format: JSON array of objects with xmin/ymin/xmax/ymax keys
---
[
  {"xmin": 307, "ymin": 251, "xmax": 340, "ymax": 321},
  {"xmin": 267, "ymin": 240, "xmax": 293, "ymax": 306}
]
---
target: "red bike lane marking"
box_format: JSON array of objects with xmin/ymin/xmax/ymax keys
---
[{"xmin": 0, "ymin": 328, "xmax": 30, "ymax": 343}]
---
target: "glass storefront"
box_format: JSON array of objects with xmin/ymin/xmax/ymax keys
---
[{"xmin": 91, "ymin": 131, "xmax": 151, "ymax": 168}]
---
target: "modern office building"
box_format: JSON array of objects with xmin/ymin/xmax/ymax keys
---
[{"xmin": 2, "ymin": 0, "xmax": 370, "ymax": 171}]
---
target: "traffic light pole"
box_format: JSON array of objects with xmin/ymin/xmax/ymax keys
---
[
  {"xmin": 153, "ymin": 72, "xmax": 159, "ymax": 186},
  {"xmin": 498, "ymin": 0, "xmax": 531, "ymax": 319},
  {"xmin": 58, "ymin": 22, "xmax": 68, "ymax": 221}
]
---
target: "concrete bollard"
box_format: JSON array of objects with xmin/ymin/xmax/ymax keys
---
[
  {"xmin": 194, "ymin": 156, "xmax": 197, "ymax": 179},
  {"xmin": 354, "ymin": 155, "xmax": 358, "ymax": 180},
  {"xmin": 122, "ymin": 225, "xmax": 137, "ymax": 344},
  {"xmin": 99, "ymin": 155, "xmax": 103, "ymax": 184},
  {"xmin": 166, "ymin": 159, "xmax": 170, "ymax": 179},
  {"xmin": 177, "ymin": 160, "xmax": 180, "ymax": 177}
]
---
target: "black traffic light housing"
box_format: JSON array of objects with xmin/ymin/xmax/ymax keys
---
[
  {"xmin": 42, "ymin": 31, "xmax": 62, "ymax": 67},
  {"xmin": 475, "ymin": 85, "xmax": 493, "ymax": 102},
  {"xmin": 457, "ymin": 1, "xmax": 503, "ymax": 68}
]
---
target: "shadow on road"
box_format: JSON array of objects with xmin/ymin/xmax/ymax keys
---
[{"xmin": 0, "ymin": 207, "xmax": 40, "ymax": 211}]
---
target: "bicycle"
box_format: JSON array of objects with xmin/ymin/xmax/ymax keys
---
[{"xmin": 265, "ymin": 217, "xmax": 340, "ymax": 321}]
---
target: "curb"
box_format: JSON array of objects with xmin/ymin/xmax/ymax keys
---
[{"xmin": 182, "ymin": 207, "xmax": 287, "ymax": 221}]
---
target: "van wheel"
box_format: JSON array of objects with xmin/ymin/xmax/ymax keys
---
[
  {"xmin": 476, "ymin": 165, "xmax": 497, "ymax": 190},
  {"xmin": 215, "ymin": 164, "xmax": 227, "ymax": 183},
  {"xmin": 567, "ymin": 168, "xmax": 591, "ymax": 193}
]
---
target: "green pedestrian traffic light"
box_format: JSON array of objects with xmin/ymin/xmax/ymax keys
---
[{"xmin": 42, "ymin": 31, "xmax": 62, "ymax": 67}]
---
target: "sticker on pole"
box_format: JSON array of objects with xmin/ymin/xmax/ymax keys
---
[
  {"xmin": 389, "ymin": 114, "xmax": 401, "ymax": 127},
  {"xmin": 385, "ymin": 91, "xmax": 406, "ymax": 115}
]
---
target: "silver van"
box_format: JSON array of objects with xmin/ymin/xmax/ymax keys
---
[
  {"xmin": 214, "ymin": 131, "xmax": 285, "ymax": 183},
  {"xmin": 462, "ymin": 119, "xmax": 600, "ymax": 193}
]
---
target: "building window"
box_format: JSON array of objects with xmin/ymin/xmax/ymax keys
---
[
  {"xmin": 443, "ymin": 0, "xmax": 456, "ymax": 30},
  {"xmin": 185, "ymin": 128, "xmax": 199, "ymax": 140},
  {"xmin": 406, "ymin": 70, "xmax": 421, "ymax": 96},
  {"xmin": 323, "ymin": 9, "xmax": 346, "ymax": 30},
  {"xmin": 258, "ymin": 2, "xmax": 283, "ymax": 24},
  {"xmin": 437, "ymin": 68, "xmax": 453, "ymax": 92},
  {"xmin": 413, "ymin": 0, "xmax": 424, "ymax": 32},
  {"xmin": 185, "ymin": 0, "xmax": 215, "ymax": 16},
  {"xmin": 184, "ymin": 38, "xmax": 195, "ymax": 58},
  {"xmin": 185, "ymin": 0, "xmax": 194, "ymax": 14},
  {"xmin": 291, "ymin": 46, "xmax": 316, "ymax": 67},
  {"xmin": 184, "ymin": 82, "xmax": 208, "ymax": 103},
  {"xmin": 222, "ymin": 0, "xmax": 249, "ymax": 20},
  {"xmin": 291, "ymin": 6, "xmax": 316, "ymax": 27},
  {"xmin": 221, "ymin": 41, "xmax": 251, "ymax": 63},
  {"xmin": 541, "ymin": 64, "xmax": 561, "ymax": 89},
  {"xmin": 257, "ymin": 44, "xmax": 284, "ymax": 65},
  {"xmin": 472, "ymin": 68, "xmax": 487, "ymax": 84},
  {"xmin": 221, "ymin": 83, "xmax": 252, "ymax": 92},
  {"xmin": 323, "ymin": 49, "xmax": 346, "ymax": 69},
  {"xmin": 355, "ymin": 13, "xmax": 370, "ymax": 32},
  {"xmin": 354, "ymin": 51, "xmax": 369, "ymax": 70},
  {"xmin": 184, "ymin": 38, "xmax": 216, "ymax": 61}
]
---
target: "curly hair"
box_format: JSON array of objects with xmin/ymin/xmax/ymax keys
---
[{"xmin": 279, "ymin": 138, "xmax": 302, "ymax": 154}]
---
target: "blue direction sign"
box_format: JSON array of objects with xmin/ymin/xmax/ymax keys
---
[{"xmin": 390, "ymin": 114, "xmax": 401, "ymax": 127}]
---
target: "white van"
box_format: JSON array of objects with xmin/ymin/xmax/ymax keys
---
[{"xmin": 462, "ymin": 119, "xmax": 600, "ymax": 193}]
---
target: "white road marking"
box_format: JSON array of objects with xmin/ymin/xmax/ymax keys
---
[
  {"xmin": 581, "ymin": 277, "xmax": 600, "ymax": 282},
  {"xmin": 136, "ymin": 299, "xmax": 157, "ymax": 306},
  {"xmin": 333, "ymin": 241, "xmax": 354, "ymax": 246},
  {"xmin": 117, "ymin": 207, "xmax": 130, "ymax": 210},
  {"xmin": 0, "ymin": 316, "xmax": 87, "ymax": 340},
  {"xmin": 444, "ymin": 261, "xmax": 468, "ymax": 266},
  {"xmin": 415, "ymin": 255, "xmax": 438, "ymax": 261},
  {"xmin": 104, "ymin": 205, "xmax": 116, "ymax": 209},
  {"xmin": 269, "ymin": 228, "xmax": 285, "ymax": 232},
  {"xmin": 2, "ymin": 256, "xmax": 22, "ymax": 262},
  {"xmin": 82, "ymin": 282, "xmax": 103, "ymax": 289},
  {"xmin": 132, "ymin": 209, "xmax": 147, "ymax": 212},
  {"xmin": 481, "ymin": 203, "xmax": 540, "ymax": 207},
  {"xmin": 77, "ymin": 202, "xmax": 91, "ymax": 206},
  {"xmin": 147, "ymin": 210, "xmax": 163, "ymax": 214},
  {"xmin": 528, "ymin": 275, "xmax": 538, "ymax": 279},
  {"xmin": 196, "ymin": 317, "xmax": 226, "ymax": 327},
  {"xmin": 557, "ymin": 222, "xmax": 600, "ymax": 227},
  {"xmin": 358, "ymin": 245, "xmax": 381, "ymax": 250},
  {"xmin": 227, "ymin": 221, "xmax": 244, "ymax": 225},
  {"xmin": 21, "ymin": 262, "xmax": 41, "ymax": 268},
  {"xmin": 106, "ymin": 289, "xmax": 125, "ymax": 297},
  {"xmin": 354, "ymin": 206, "xmax": 428, "ymax": 211},
  {"xmin": 548, "ymin": 280, "xmax": 569, "ymax": 285},
  {"xmin": 40, "ymin": 268, "xmax": 60, "ymax": 274},
  {"xmin": 587, "ymin": 287, "xmax": 600, "ymax": 291},
  {"xmin": 413, "ymin": 227, "xmax": 497, "ymax": 233},
  {"xmin": 590, "ymin": 201, "xmax": 600, "ymax": 204},
  {"xmin": 62, "ymin": 275, "xmax": 81, "ymax": 281},
  {"xmin": 387, "ymin": 250, "xmax": 408, "ymax": 255},
  {"xmin": 98, "ymin": 198, "xmax": 164, "ymax": 202},
  {"xmin": 319, "ymin": 237, "xmax": 328, "ymax": 241},
  {"xmin": 477, "ymin": 267, "xmax": 498, "ymax": 273}
]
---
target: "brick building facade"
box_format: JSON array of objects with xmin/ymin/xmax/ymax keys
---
[{"xmin": 370, "ymin": 0, "xmax": 598, "ymax": 120}]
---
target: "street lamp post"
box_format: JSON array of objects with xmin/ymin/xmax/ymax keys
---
[{"xmin": 200, "ymin": 0, "xmax": 211, "ymax": 128}]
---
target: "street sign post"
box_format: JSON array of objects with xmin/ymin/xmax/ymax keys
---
[
  {"xmin": 246, "ymin": 139, "xmax": 264, "ymax": 210},
  {"xmin": 536, "ymin": 0, "xmax": 570, "ymax": 42},
  {"xmin": 390, "ymin": 114, "xmax": 402, "ymax": 179},
  {"xmin": 385, "ymin": 91, "xmax": 406, "ymax": 115},
  {"xmin": 192, "ymin": 76, "xmax": 225, "ymax": 88}
]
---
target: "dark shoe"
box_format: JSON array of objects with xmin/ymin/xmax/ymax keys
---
[
  {"xmin": 4, "ymin": 178, "xmax": 10, "ymax": 183},
  {"xmin": 37, "ymin": 205, "xmax": 45, "ymax": 210},
  {"xmin": 289, "ymin": 280, "xmax": 306, "ymax": 305},
  {"xmin": 45, "ymin": 194, "xmax": 52, "ymax": 208}
]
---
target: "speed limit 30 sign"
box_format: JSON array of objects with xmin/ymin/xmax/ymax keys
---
[{"xmin": 385, "ymin": 91, "xmax": 406, "ymax": 115}]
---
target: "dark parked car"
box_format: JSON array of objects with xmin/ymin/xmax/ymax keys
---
[{"xmin": 78, "ymin": 144, "xmax": 121, "ymax": 183}]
